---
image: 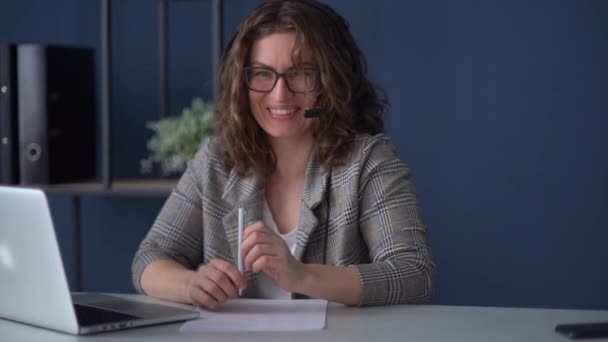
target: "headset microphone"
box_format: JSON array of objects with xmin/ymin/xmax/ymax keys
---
[{"xmin": 304, "ymin": 108, "xmax": 322, "ymax": 118}]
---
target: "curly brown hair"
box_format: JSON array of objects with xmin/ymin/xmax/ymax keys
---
[{"xmin": 216, "ymin": 0, "xmax": 387, "ymax": 179}]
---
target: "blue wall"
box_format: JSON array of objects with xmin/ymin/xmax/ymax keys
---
[{"xmin": 1, "ymin": 0, "xmax": 606, "ymax": 309}]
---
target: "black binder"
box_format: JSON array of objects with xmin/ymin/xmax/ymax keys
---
[
  {"xmin": 0, "ymin": 44, "xmax": 19, "ymax": 184},
  {"xmin": 16, "ymin": 45, "xmax": 96, "ymax": 185}
]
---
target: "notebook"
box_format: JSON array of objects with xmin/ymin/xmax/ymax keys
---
[{"xmin": 0, "ymin": 186, "xmax": 198, "ymax": 334}]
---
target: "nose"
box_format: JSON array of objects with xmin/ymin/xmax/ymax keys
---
[{"xmin": 270, "ymin": 76, "xmax": 292, "ymax": 100}]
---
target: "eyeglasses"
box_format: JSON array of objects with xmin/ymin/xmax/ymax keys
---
[{"xmin": 244, "ymin": 66, "xmax": 318, "ymax": 93}]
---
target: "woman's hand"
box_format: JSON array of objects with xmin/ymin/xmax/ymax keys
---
[
  {"xmin": 185, "ymin": 258, "xmax": 247, "ymax": 309},
  {"xmin": 241, "ymin": 221, "xmax": 306, "ymax": 292}
]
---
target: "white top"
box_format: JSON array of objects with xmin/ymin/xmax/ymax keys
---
[{"xmin": 254, "ymin": 199, "xmax": 298, "ymax": 299}]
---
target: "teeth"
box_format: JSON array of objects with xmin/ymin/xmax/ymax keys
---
[{"xmin": 269, "ymin": 108, "xmax": 297, "ymax": 116}]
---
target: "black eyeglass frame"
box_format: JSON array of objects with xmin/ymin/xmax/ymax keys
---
[{"xmin": 243, "ymin": 66, "xmax": 319, "ymax": 94}]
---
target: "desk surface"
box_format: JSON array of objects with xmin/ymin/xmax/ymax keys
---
[{"xmin": 1, "ymin": 294, "xmax": 608, "ymax": 342}]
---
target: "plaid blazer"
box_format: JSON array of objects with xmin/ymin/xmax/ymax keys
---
[{"xmin": 132, "ymin": 133, "xmax": 434, "ymax": 305}]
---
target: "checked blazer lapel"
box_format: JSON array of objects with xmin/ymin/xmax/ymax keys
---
[
  {"xmin": 293, "ymin": 157, "xmax": 331, "ymax": 263},
  {"xmin": 221, "ymin": 168, "xmax": 264, "ymax": 282}
]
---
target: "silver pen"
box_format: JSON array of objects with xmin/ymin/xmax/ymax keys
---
[{"xmin": 237, "ymin": 207, "xmax": 244, "ymax": 296}]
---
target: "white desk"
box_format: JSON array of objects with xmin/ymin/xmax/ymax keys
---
[{"xmin": 1, "ymin": 294, "xmax": 607, "ymax": 342}]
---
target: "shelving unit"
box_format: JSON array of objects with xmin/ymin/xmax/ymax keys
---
[
  {"xmin": 39, "ymin": 0, "xmax": 223, "ymax": 196},
  {"xmin": 39, "ymin": 179, "xmax": 177, "ymax": 196},
  {"xmin": 42, "ymin": 0, "xmax": 224, "ymax": 291}
]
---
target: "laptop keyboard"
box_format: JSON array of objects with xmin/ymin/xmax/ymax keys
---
[{"xmin": 74, "ymin": 303, "xmax": 141, "ymax": 326}]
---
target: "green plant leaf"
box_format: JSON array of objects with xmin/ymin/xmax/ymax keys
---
[{"xmin": 140, "ymin": 97, "xmax": 215, "ymax": 175}]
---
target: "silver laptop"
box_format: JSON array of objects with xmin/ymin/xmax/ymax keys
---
[{"xmin": 0, "ymin": 186, "xmax": 199, "ymax": 334}]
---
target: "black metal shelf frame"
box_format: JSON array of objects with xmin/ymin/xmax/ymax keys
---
[
  {"xmin": 158, "ymin": 0, "xmax": 224, "ymax": 117},
  {"xmin": 62, "ymin": 0, "xmax": 224, "ymax": 291}
]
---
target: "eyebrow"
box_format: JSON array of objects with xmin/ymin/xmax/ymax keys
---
[{"xmin": 248, "ymin": 61, "xmax": 316, "ymax": 69}]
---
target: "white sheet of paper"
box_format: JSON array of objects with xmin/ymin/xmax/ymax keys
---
[{"xmin": 180, "ymin": 299, "xmax": 328, "ymax": 333}]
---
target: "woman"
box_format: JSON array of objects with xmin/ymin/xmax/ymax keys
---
[{"xmin": 132, "ymin": 0, "xmax": 434, "ymax": 308}]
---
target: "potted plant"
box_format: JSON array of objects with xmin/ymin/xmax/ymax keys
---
[{"xmin": 140, "ymin": 98, "xmax": 215, "ymax": 176}]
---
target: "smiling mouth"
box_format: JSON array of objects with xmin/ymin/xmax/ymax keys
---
[{"xmin": 268, "ymin": 107, "xmax": 299, "ymax": 118}]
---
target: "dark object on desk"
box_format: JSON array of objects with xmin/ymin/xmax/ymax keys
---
[
  {"xmin": 16, "ymin": 44, "xmax": 96, "ymax": 185},
  {"xmin": 0, "ymin": 44, "xmax": 19, "ymax": 184},
  {"xmin": 556, "ymin": 322, "xmax": 608, "ymax": 339}
]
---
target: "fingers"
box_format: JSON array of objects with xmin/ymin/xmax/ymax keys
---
[
  {"xmin": 251, "ymin": 255, "xmax": 277, "ymax": 274},
  {"xmin": 239, "ymin": 221, "xmax": 303, "ymax": 292},
  {"xmin": 188, "ymin": 259, "xmax": 247, "ymax": 309},
  {"xmin": 209, "ymin": 259, "xmax": 247, "ymax": 289},
  {"xmin": 241, "ymin": 222, "xmax": 279, "ymax": 258},
  {"xmin": 243, "ymin": 221, "xmax": 266, "ymax": 238},
  {"xmin": 244, "ymin": 243, "xmax": 277, "ymax": 271},
  {"xmin": 201, "ymin": 267, "xmax": 232, "ymax": 301},
  {"xmin": 189, "ymin": 285, "xmax": 220, "ymax": 309},
  {"xmin": 241, "ymin": 222, "xmax": 289, "ymax": 273}
]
